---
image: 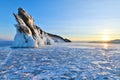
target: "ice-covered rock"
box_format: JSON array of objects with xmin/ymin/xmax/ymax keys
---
[{"xmin": 12, "ymin": 8, "xmax": 71, "ymax": 48}]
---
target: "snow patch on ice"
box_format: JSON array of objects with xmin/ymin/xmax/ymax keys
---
[{"xmin": 0, "ymin": 43, "xmax": 120, "ymax": 79}]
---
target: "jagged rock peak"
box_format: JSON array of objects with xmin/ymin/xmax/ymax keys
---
[{"xmin": 12, "ymin": 8, "xmax": 71, "ymax": 48}]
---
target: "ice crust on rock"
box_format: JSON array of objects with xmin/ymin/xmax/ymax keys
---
[{"xmin": 12, "ymin": 8, "xmax": 71, "ymax": 48}]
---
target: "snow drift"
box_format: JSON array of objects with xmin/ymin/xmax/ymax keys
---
[{"xmin": 12, "ymin": 8, "xmax": 71, "ymax": 48}]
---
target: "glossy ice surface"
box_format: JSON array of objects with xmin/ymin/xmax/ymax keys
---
[{"xmin": 0, "ymin": 43, "xmax": 120, "ymax": 80}]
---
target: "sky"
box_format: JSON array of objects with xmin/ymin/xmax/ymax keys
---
[{"xmin": 0, "ymin": 0, "xmax": 120, "ymax": 41}]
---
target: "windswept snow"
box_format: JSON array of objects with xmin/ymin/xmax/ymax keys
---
[{"xmin": 0, "ymin": 43, "xmax": 120, "ymax": 80}]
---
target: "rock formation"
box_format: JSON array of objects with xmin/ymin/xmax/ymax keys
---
[{"xmin": 12, "ymin": 8, "xmax": 71, "ymax": 48}]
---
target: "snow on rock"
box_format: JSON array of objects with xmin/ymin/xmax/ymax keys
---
[{"xmin": 12, "ymin": 8, "xmax": 71, "ymax": 48}]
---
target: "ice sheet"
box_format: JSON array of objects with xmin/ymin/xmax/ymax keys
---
[{"xmin": 0, "ymin": 43, "xmax": 120, "ymax": 80}]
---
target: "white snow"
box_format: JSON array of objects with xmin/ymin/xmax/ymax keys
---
[
  {"xmin": 12, "ymin": 30, "xmax": 54, "ymax": 48},
  {"xmin": 12, "ymin": 31, "xmax": 35, "ymax": 47},
  {"xmin": 0, "ymin": 42, "xmax": 120, "ymax": 80}
]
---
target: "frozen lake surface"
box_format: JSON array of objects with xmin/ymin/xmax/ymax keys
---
[{"xmin": 0, "ymin": 43, "xmax": 120, "ymax": 80}]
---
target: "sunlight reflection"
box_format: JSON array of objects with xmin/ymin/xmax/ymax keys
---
[{"xmin": 102, "ymin": 43, "xmax": 109, "ymax": 49}]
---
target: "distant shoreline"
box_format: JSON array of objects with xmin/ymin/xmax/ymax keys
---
[
  {"xmin": 0, "ymin": 39, "xmax": 120, "ymax": 47},
  {"xmin": 72, "ymin": 39, "xmax": 120, "ymax": 44},
  {"xmin": 88, "ymin": 39, "xmax": 120, "ymax": 44},
  {"xmin": 0, "ymin": 40, "xmax": 13, "ymax": 47}
]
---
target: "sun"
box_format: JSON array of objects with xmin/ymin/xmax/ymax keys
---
[{"xmin": 102, "ymin": 35, "xmax": 109, "ymax": 42}]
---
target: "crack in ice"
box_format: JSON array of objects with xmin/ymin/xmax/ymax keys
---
[{"xmin": 0, "ymin": 47, "xmax": 12, "ymax": 66}]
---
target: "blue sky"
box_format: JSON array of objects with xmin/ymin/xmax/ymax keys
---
[{"xmin": 0, "ymin": 0, "xmax": 120, "ymax": 41}]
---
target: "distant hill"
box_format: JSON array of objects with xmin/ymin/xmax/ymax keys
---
[
  {"xmin": 110, "ymin": 39, "xmax": 120, "ymax": 43},
  {"xmin": 89, "ymin": 39, "xmax": 120, "ymax": 44}
]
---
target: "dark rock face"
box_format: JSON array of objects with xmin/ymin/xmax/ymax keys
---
[
  {"xmin": 47, "ymin": 33, "xmax": 71, "ymax": 42},
  {"xmin": 12, "ymin": 8, "xmax": 71, "ymax": 48}
]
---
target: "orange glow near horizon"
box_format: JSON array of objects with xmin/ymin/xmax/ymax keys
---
[
  {"xmin": 68, "ymin": 34, "xmax": 119, "ymax": 41},
  {"xmin": 102, "ymin": 35, "xmax": 110, "ymax": 42}
]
